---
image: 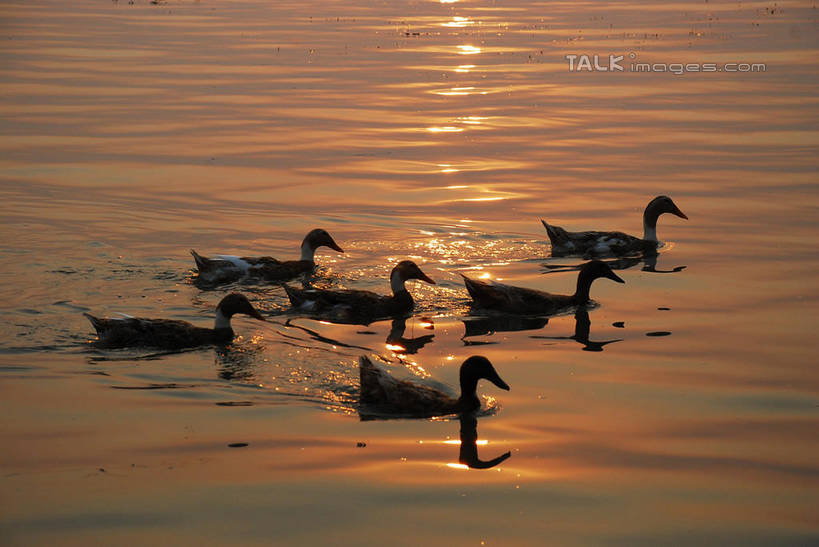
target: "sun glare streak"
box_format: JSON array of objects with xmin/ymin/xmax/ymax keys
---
[
  {"xmin": 457, "ymin": 45, "xmax": 481, "ymax": 55},
  {"xmin": 447, "ymin": 463, "xmax": 470, "ymax": 470},
  {"xmin": 405, "ymin": 360, "xmax": 431, "ymax": 378},
  {"xmin": 458, "ymin": 116, "xmax": 488, "ymax": 125},
  {"xmin": 433, "ymin": 87, "xmax": 488, "ymax": 96},
  {"xmin": 442, "ymin": 17, "xmax": 474, "ymax": 28},
  {"xmin": 426, "ymin": 126, "xmax": 463, "ymax": 132},
  {"xmin": 455, "ymin": 64, "xmax": 475, "ymax": 72}
]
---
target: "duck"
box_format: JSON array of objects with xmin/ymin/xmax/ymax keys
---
[
  {"xmin": 283, "ymin": 260, "xmax": 435, "ymax": 324},
  {"xmin": 359, "ymin": 355, "xmax": 510, "ymax": 419},
  {"xmin": 83, "ymin": 293, "xmax": 266, "ymax": 349},
  {"xmin": 541, "ymin": 195, "xmax": 688, "ymax": 257},
  {"xmin": 461, "ymin": 260, "xmax": 624, "ymax": 315},
  {"xmin": 191, "ymin": 228, "xmax": 344, "ymax": 285}
]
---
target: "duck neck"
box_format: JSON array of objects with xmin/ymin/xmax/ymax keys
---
[
  {"xmin": 643, "ymin": 204, "xmax": 660, "ymax": 242},
  {"xmin": 458, "ymin": 373, "xmax": 481, "ymax": 410},
  {"xmin": 300, "ymin": 239, "xmax": 316, "ymax": 262},
  {"xmin": 213, "ymin": 309, "xmax": 233, "ymax": 330},
  {"xmin": 573, "ymin": 270, "xmax": 595, "ymax": 305},
  {"xmin": 390, "ymin": 270, "xmax": 408, "ymax": 296}
]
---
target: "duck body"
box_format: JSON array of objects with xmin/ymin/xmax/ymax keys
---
[
  {"xmin": 359, "ymin": 355, "xmax": 509, "ymax": 419},
  {"xmin": 462, "ymin": 260, "xmax": 625, "ymax": 315},
  {"xmin": 542, "ymin": 227, "xmax": 655, "ymax": 258},
  {"xmin": 191, "ymin": 229, "xmax": 343, "ymax": 285},
  {"xmin": 192, "ymin": 253, "xmax": 312, "ymax": 285},
  {"xmin": 542, "ymin": 196, "xmax": 687, "ymax": 258},
  {"xmin": 462, "ymin": 277, "xmax": 575, "ymax": 315},
  {"xmin": 84, "ymin": 293, "xmax": 265, "ymax": 349},
  {"xmin": 83, "ymin": 317, "xmax": 233, "ymax": 349},
  {"xmin": 284, "ymin": 260, "xmax": 435, "ymax": 324}
]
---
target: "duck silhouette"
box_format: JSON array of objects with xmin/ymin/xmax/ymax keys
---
[
  {"xmin": 542, "ymin": 195, "xmax": 687, "ymax": 258},
  {"xmin": 359, "ymin": 355, "xmax": 509, "ymax": 420},
  {"xmin": 285, "ymin": 260, "xmax": 435, "ymax": 325},
  {"xmin": 84, "ymin": 293, "xmax": 265, "ymax": 349},
  {"xmin": 191, "ymin": 228, "xmax": 344, "ymax": 286},
  {"xmin": 462, "ymin": 260, "xmax": 624, "ymax": 315}
]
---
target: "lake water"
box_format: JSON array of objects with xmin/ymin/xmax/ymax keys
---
[{"xmin": 1, "ymin": 0, "xmax": 817, "ymax": 544}]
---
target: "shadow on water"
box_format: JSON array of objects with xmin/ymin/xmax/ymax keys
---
[
  {"xmin": 86, "ymin": 345, "xmax": 205, "ymax": 363},
  {"xmin": 458, "ymin": 412, "xmax": 511, "ymax": 470},
  {"xmin": 530, "ymin": 308, "xmax": 623, "ymax": 352},
  {"xmin": 280, "ymin": 318, "xmax": 373, "ymax": 352}
]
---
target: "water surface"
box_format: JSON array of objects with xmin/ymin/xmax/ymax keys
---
[{"xmin": 1, "ymin": 0, "xmax": 817, "ymax": 545}]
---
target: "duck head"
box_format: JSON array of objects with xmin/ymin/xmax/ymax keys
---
[
  {"xmin": 458, "ymin": 355, "xmax": 510, "ymax": 411},
  {"xmin": 574, "ymin": 260, "xmax": 625, "ymax": 304},
  {"xmin": 214, "ymin": 293, "xmax": 266, "ymax": 330},
  {"xmin": 390, "ymin": 260, "xmax": 436, "ymax": 294},
  {"xmin": 301, "ymin": 229, "xmax": 344, "ymax": 261},
  {"xmin": 643, "ymin": 195, "xmax": 687, "ymax": 241}
]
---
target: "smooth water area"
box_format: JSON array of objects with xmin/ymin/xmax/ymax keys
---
[{"xmin": 1, "ymin": 0, "xmax": 817, "ymax": 544}]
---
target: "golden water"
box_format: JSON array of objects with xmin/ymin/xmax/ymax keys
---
[{"xmin": 1, "ymin": 0, "xmax": 817, "ymax": 544}]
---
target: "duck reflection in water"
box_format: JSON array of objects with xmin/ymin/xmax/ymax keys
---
[
  {"xmin": 457, "ymin": 412, "xmax": 511, "ymax": 469},
  {"xmin": 530, "ymin": 307, "xmax": 622, "ymax": 352},
  {"xmin": 386, "ymin": 316, "xmax": 435, "ymax": 354},
  {"xmin": 215, "ymin": 341, "xmax": 264, "ymax": 381},
  {"xmin": 542, "ymin": 254, "xmax": 685, "ymax": 277},
  {"xmin": 358, "ymin": 355, "xmax": 509, "ymax": 420},
  {"xmin": 462, "ymin": 315, "xmax": 550, "ymax": 344}
]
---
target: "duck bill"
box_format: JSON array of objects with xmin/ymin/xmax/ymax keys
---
[
  {"xmin": 416, "ymin": 271, "xmax": 436, "ymax": 285},
  {"xmin": 248, "ymin": 307, "xmax": 267, "ymax": 321},
  {"xmin": 671, "ymin": 204, "xmax": 688, "ymax": 220},
  {"xmin": 606, "ymin": 271, "xmax": 626, "ymax": 284},
  {"xmin": 327, "ymin": 238, "xmax": 344, "ymax": 253},
  {"xmin": 489, "ymin": 371, "xmax": 510, "ymax": 391}
]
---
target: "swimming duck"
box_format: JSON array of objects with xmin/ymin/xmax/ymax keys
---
[
  {"xmin": 191, "ymin": 228, "xmax": 344, "ymax": 285},
  {"xmin": 541, "ymin": 195, "xmax": 688, "ymax": 257},
  {"xmin": 461, "ymin": 260, "xmax": 624, "ymax": 315},
  {"xmin": 284, "ymin": 260, "xmax": 435, "ymax": 324},
  {"xmin": 359, "ymin": 355, "xmax": 510, "ymax": 419},
  {"xmin": 84, "ymin": 293, "xmax": 266, "ymax": 349}
]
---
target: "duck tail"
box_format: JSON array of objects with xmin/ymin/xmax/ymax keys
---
[
  {"xmin": 359, "ymin": 355, "xmax": 395, "ymax": 406},
  {"xmin": 540, "ymin": 219, "xmax": 569, "ymax": 246},
  {"xmin": 359, "ymin": 355, "xmax": 379, "ymax": 405},
  {"xmin": 83, "ymin": 312, "xmax": 104, "ymax": 333},
  {"xmin": 460, "ymin": 273, "xmax": 483, "ymax": 302},
  {"xmin": 282, "ymin": 284, "xmax": 304, "ymax": 306},
  {"xmin": 190, "ymin": 249, "xmax": 212, "ymax": 272}
]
